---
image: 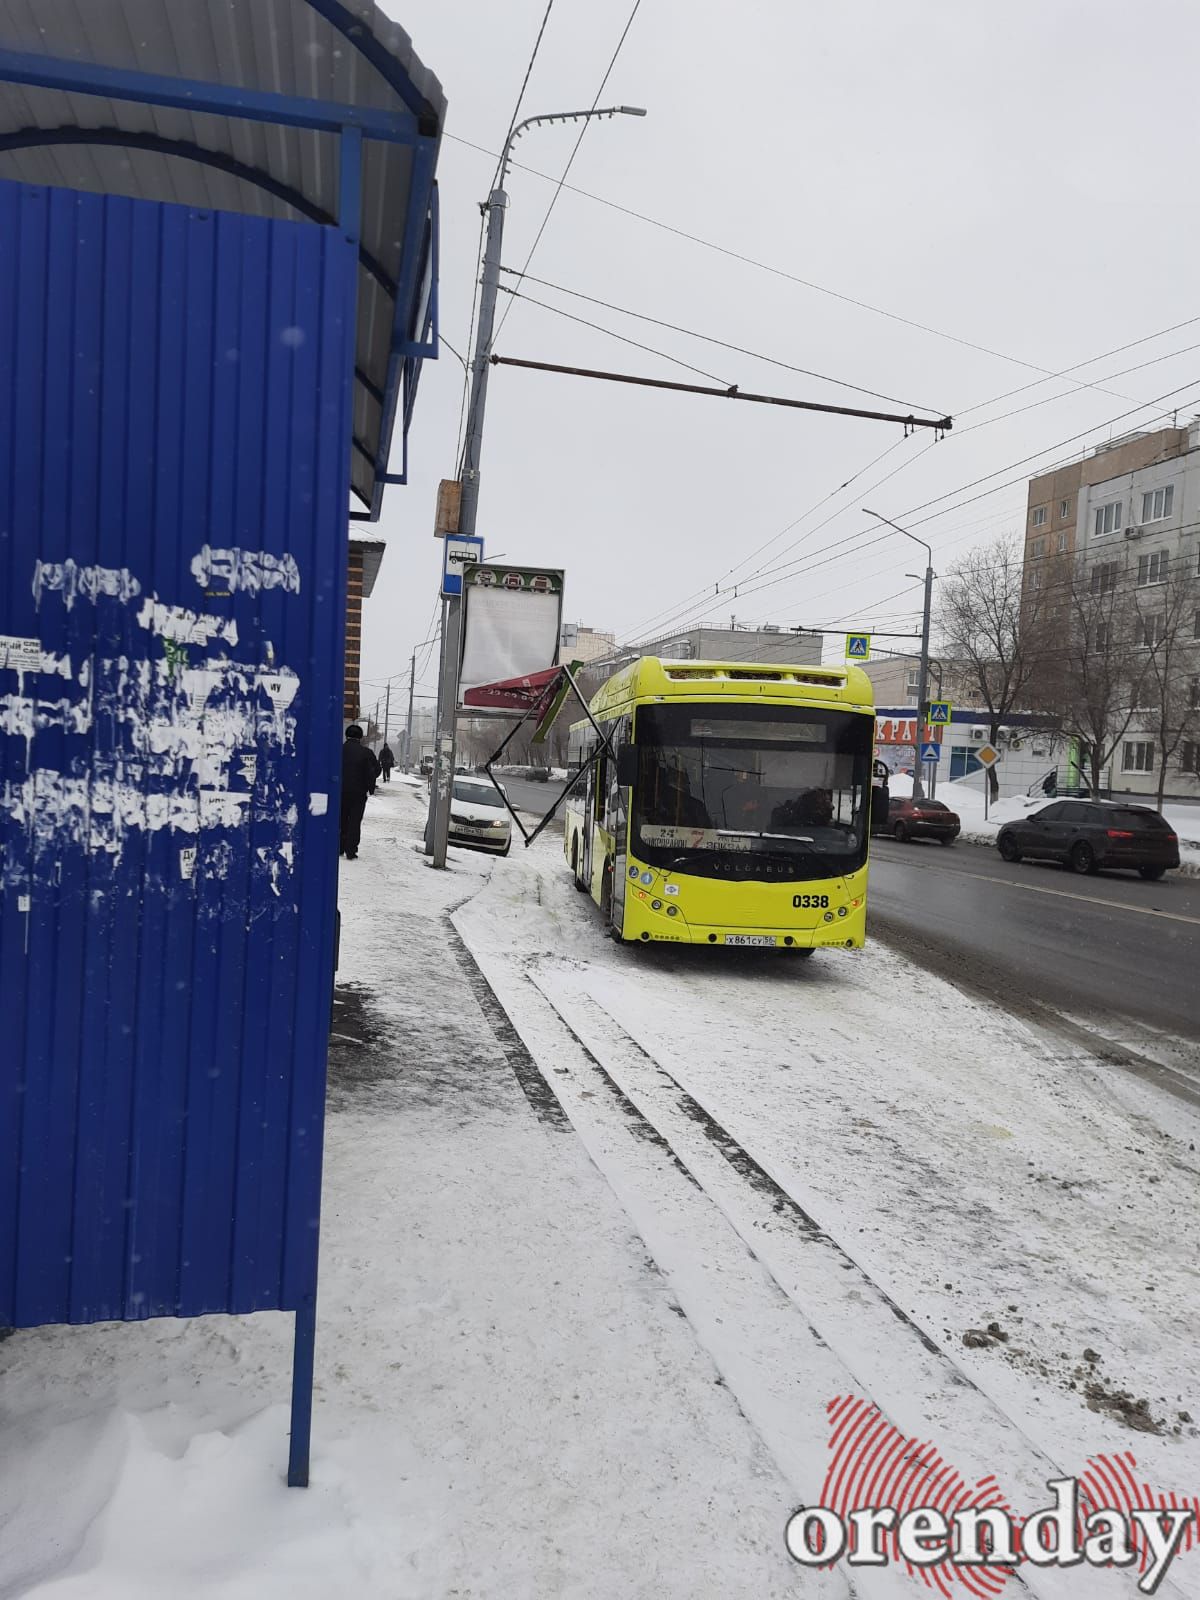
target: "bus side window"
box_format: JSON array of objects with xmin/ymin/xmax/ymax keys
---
[{"xmin": 594, "ymin": 748, "xmax": 607, "ymax": 820}]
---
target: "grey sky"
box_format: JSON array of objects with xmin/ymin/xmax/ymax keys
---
[{"xmin": 361, "ymin": 0, "xmax": 1200, "ymax": 722}]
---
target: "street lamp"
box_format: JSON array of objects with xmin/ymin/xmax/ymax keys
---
[
  {"xmin": 426, "ymin": 103, "xmax": 647, "ymax": 867},
  {"xmin": 862, "ymin": 509, "xmax": 935, "ymax": 799}
]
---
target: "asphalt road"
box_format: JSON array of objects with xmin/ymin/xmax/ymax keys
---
[
  {"xmin": 500, "ymin": 775, "xmax": 570, "ymax": 818},
  {"xmin": 499, "ymin": 775, "xmax": 1200, "ymax": 1049},
  {"xmin": 867, "ymin": 837, "xmax": 1200, "ymax": 1046}
]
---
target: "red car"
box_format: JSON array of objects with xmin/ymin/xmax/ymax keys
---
[{"xmin": 886, "ymin": 797, "xmax": 960, "ymax": 845}]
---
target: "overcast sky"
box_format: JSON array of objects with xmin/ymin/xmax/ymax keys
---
[{"xmin": 362, "ymin": 0, "xmax": 1200, "ymax": 727}]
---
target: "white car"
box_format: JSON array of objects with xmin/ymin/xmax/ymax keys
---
[{"xmin": 448, "ymin": 776, "xmax": 512, "ymax": 857}]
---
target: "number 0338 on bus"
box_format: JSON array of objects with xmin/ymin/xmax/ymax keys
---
[{"xmin": 564, "ymin": 657, "xmax": 876, "ymax": 954}]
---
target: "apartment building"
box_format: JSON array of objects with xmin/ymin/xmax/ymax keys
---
[
  {"xmin": 1023, "ymin": 422, "xmax": 1200, "ymax": 799},
  {"xmin": 560, "ymin": 623, "xmax": 616, "ymax": 664}
]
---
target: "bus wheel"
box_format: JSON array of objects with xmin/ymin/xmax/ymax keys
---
[{"xmin": 571, "ymin": 838, "xmax": 586, "ymax": 890}]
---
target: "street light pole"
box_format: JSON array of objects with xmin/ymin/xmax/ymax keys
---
[
  {"xmin": 862, "ymin": 509, "xmax": 935, "ymax": 800},
  {"xmin": 426, "ymin": 104, "xmax": 646, "ymax": 866}
]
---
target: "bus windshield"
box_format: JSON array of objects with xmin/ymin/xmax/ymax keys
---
[{"xmin": 632, "ymin": 703, "xmax": 872, "ymax": 880}]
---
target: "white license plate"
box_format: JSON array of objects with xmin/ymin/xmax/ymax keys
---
[
  {"xmin": 455, "ymin": 824, "xmax": 497, "ymax": 838},
  {"xmin": 724, "ymin": 935, "xmax": 775, "ymax": 947}
]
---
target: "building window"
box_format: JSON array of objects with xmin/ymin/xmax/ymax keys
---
[
  {"xmin": 1093, "ymin": 500, "xmax": 1123, "ymax": 538},
  {"xmin": 1191, "ymin": 678, "xmax": 1200, "ymax": 711},
  {"xmin": 1032, "ymin": 505, "xmax": 1047, "ymax": 527},
  {"xmin": 1059, "ymin": 498, "xmax": 1071, "ymax": 518},
  {"xmin": 905, "ymin": 668, "xmax": 920, "ymax": 703},
  {"xmin": 1195, "ymin": 609, "xmax": 1200, "ymax": 640},
  {"xmin": 1122, "ymin": 740, "xmax": 1154, "ymax": 773},
  {"xmin": 1182, "ymin": 741, "xmax": 1200, "ymax": 776},
  {"xmin": 1091, "ymin": 561, "xmax": 1118, "ymax": 594},
  {"xmin": 1027, "ymin": 568, "xmax": 1043, "ymax": 592},
  {"xmin": 1140, "ymin": 614, "xmax": 1165, "ymax": 649},
  {"xmin": 1031, "ymin": 536, "xmax": 1047, "ymax": 559},
  {"xmin": 1092, "ymin": 621, "xmax": 1111, "ymax": 652},
  {"xmin": 1137, "ymin": 550, "xmax": 1169, "ymax": 586},
  {"xmin": 1140, "ymin": 485, "xmax": 1175, "ymax": 523},
  {"xmin": 1056, "ymin": 530, "xmax": 1068, "ymax": 553}
]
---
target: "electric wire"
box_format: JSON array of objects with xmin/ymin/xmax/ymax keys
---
[
  {"xmin": 498, "ymin": 268, "xmax": 948, "ymax": 416},
  {"xmin": 446, "ymin": 128, "xmax": 1139, "ymax": 406},
  {"xmin": 493, "ymin": 0, "xmax": 644, "ymax": 344}
]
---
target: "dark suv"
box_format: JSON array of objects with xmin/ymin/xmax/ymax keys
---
[
  {"xmin": 887, "ymin": 796, "xmax": 960, "ymax": 844},
  {"xmin": 996, "ymin": 800, "xmax": 1180, "ymax": 879}
]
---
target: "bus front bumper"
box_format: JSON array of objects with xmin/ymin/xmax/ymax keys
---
[{"xmin": 619, "ymin": 886, "xmax": 866, "ymax": 950}]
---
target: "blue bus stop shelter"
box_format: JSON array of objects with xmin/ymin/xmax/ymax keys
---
[{"xmin": 0, "ymin": 1, "xmax": 443, "ymax": 1485}]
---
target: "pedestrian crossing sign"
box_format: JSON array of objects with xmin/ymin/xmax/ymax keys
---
[
  {"xmin": 927, "ymin": 699, "xmax": 952, "ymax": 725},
  {"xmin": 845, "ymin": 633, "xmax": 871, "ymax": 661}
]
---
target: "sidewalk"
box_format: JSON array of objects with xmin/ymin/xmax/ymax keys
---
[{"xmin": 0, "ymin": 781, "xmax": 807, "ymax": 1599}]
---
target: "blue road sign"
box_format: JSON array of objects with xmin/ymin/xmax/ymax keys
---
[
  {"xmin": 442, "ymin": 534, "xmax": 484, "ymax": 596},
  {"xmin": 845, "ymin": 632, "xmax": 871, "ymax": 660},
  {"xmin": 927, "ymin": 699, "xmax": 952, "ymax": 725},
  {"xmin": 920, "ymin": 742, "xmax": 942, "ymax": 763}
]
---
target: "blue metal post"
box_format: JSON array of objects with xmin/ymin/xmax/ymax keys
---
[
  {"xmin": 284, "ymin": 125, "xmax": 361, "ymax": 1488},
  {"xmin": 288, "ymin": 1298, "xmax": 318, "ymax": 1487}
]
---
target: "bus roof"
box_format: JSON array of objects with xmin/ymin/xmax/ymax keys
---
[{"xmin": 581, "ymin": 656, "xmax": 874, "ymax": 724}]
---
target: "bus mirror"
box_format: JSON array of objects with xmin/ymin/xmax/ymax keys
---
[{"xmin": 616, "ymin": 745, "xmax": 638, "ymax": 787}]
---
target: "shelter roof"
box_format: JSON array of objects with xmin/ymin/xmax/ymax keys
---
[{"xmin": 0, "ymin": 1, "xmax": 445, "ymax": 516}]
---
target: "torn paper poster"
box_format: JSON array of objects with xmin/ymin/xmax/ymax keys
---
[
  {"xmin": 0, "ymin": 635, "xmax": 42, "ymax": 673},
  {"xmin": 137, "ymin": 598, "xmax": 239, "ymax": 649},
  {"xmin": 190, "ymin": 545, "xmax": 300, "ymax": 596},
  {"xmin": 31, "ymin": 560, "xmax": 142, "ymax": 610}
]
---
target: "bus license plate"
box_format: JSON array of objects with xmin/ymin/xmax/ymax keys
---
[{"xmin": 725, "ymin": 935, "xmax": 775, "ymax": 947}]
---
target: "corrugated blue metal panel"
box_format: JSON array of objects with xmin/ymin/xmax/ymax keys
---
[{"xmin": 0, "ymin": 177, "xmax": 353, "ymax": 1326}]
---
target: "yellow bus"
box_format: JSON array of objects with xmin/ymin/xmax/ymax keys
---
[{"xmin": 564, "ymin": 657, "xmax": 875, "ymax": 954}]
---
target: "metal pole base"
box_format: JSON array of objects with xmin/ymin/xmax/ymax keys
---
[{"xmin": 287, "ymin": 1301, "xmax": 317, "ymax": 1487}]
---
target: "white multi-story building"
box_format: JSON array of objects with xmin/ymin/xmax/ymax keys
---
[{"xmin": 1024, "ymin": 424, "xmax": 1200, "ymax": 800}]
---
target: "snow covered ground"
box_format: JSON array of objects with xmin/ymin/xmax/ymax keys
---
[
  {"xmin": 4, "ymin": 782, "xmax": 1199, "ymax": 1598},
  {"xmin": 0, "ymin": 785, "xmax": 809, "ymax": 1600},
  {"xmin": 890, "ymin": 773, "xmax": 1200, "ymax": 874}
]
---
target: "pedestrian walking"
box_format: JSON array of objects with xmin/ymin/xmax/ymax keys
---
[
  {"xmin": 340, "ymin": 724, "xmax": 380, "ymax": 860},
  {"xmin": 379, "ymin": 743, "xmax": 395, "ymax": 782}
]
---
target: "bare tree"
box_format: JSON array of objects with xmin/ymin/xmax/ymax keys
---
[
  {"xmin": 937, "ymin": 535, "xmax": 1052, "ymax": 799},
  {"xmin": 1048, "ymin": 554, "xmax": 1149, "ymax": 794},
  {"xmin": 1132, "ymin": 557, "xmax": 1200, "ymax": 810}
]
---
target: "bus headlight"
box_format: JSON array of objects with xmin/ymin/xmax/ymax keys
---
[
  {"xmin": 651, "ymin": 899, "xmax": 662, "ymax": 911},
  {"xmin": 837, "ymin": 906, "xmax": 847, "ymax": 918},
  {"xmin": 823, "ymin": 912, "xmax": 835, "ymax": 923},
  {"xmin": 666, "ymin": 905, "xmax": 678, "ymax": 917}
]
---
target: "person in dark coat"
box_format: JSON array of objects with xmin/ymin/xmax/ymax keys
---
[
  {"xmin": 379, "ymin": 743, "xmax": 395, "ymax": 781},
  {"xmin": 340, "ymin": 725, "xmax": 380, "ymax": 859}
]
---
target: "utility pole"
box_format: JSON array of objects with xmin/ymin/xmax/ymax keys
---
[
  {"xmin": 863, "ymin": 509, "xmax": 935, "ymax": 800},
  {"xmin": 425, "ymin": 102, "xmax": 646, "ymax": 866},
  {"xmin": 404, "ymin": 651, "xmax": 416, "ymax": 768},
  {"xmin": 383, "ymin": 682, "xmax": 391, "ymax": 751}
]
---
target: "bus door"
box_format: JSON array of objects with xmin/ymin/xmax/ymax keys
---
[
  {"xmin": 581, "ymin": 740, "xmax": 597, "ymax": 889},
  {"xmin": 609, "ymin": 718, "xmax": 632, "ymax": 929}
]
